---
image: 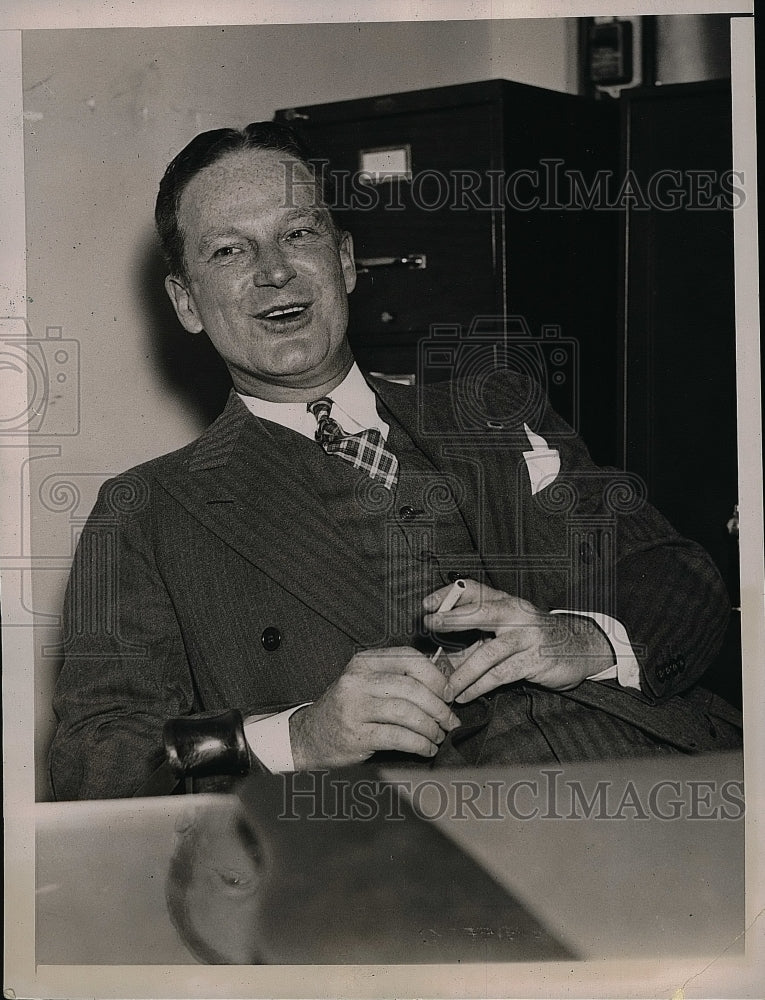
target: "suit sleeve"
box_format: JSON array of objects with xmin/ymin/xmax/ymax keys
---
[
  {"xmin": 49, "ymin": 475, "xmax": 196, "ymax": 799},
  {"xmin": 507, "ymin": 373, "xmax": 730, "ymax": 703}
]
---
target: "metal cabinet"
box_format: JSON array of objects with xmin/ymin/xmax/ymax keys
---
[
  {"xmin": 619, "ymin": 82, "xmax": 739, "ymax": 704},
  {"xmin": 276, "ymin": 80, "xmax": 620, "ymax": 464},
  {"xmin": 619, "ymin": 82, "xmax": 737, "ymax": 583}
]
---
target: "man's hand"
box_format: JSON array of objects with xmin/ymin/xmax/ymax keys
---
[
  {"xmin": 423, "ymin": 581, "xmax": 615, "ymax": 703},
  {"xmin": 289, "ymin": 647, "xmax": 461, "ymax": 770}
]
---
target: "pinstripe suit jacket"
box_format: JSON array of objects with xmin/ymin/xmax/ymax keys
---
[{"xmin": 49, "ymin": 371, "xmax": 735, "ymax": 799}]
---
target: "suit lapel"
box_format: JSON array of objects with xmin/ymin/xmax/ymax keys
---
[{"xmin": 156, "ymin": 392, "xmax": 385, "ymax": 647}]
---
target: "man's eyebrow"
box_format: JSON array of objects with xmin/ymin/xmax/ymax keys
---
[{"xmin": 282, "ymin": 207, "xmax": 331, "ymax": 227}]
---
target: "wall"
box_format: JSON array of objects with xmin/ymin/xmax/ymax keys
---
[
  {"xmin": 23, "ymin": 18, "xmax": 575, "ymax": 799},
  {"xmin": 656, "ymin": 13, "xmax": 731, "ymax": 83}
]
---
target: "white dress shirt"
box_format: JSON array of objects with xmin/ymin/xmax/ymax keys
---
[{"xmin": 238, "ymin": 365, "xmax": 640, "ymax": 771}]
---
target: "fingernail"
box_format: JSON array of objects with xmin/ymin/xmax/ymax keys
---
[
  {"xmin": 429, "ymin": 744, "xmax": 438, "ymax": 756},
  {"xmin": 443, "ymin": 683, "xmax": 454, "ymax": 702},
  {"xmin": 448, "ymin": 712, "xmax": 461, "ymax": 730}
]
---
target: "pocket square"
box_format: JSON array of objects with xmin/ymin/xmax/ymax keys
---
[{"xmin": 522, "ymin": 423, "xmax": 560, "ymax": 495}]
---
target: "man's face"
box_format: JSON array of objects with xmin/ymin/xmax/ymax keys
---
[{"xmin": 165, "ymin": 148, "xmax": 356, "ymax": 400}]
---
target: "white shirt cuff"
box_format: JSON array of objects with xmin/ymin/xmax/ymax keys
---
[
  {"xmin": 550, "ymin": 610, "xmax": 641, "ymax": 690},
  {"xmin": 243, "ymin": 703, "xmax": 312, "ymax": 772}
]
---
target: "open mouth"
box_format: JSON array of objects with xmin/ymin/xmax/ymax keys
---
[{"xmin": 257, "ymin": 303, "xmax": 310, "ymax": 321}]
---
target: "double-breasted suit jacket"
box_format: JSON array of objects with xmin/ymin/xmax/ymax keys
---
[{"xmin": 49, "ymin": 371, "xmax": 737, "ymax": 799}]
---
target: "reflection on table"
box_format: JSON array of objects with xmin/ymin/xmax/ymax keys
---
[{"xmin": 36, "ymin": 751, "xmax": 744, "ymax": 965}]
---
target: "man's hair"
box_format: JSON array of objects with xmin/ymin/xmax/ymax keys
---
[{"xmin": 155, "ymin": 120, "xmax": 335, "ymax": 281}]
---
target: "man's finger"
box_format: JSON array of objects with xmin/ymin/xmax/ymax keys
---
[
  {"xmin": 445, "ymin": 636, "xmax": 528, "ymax": 700},
  {"xmin": 361, "ymin": 647, "xmax": 454, "ymax": 699},
  {"xmin": 371, "ymin": 673, "xmax": 461, "ymax": 731},
  {"xmin": 422, "ymin": 578, "xmax": 503, "ymax": 612},
  {"xmin": 368, "ymin": 697, "xmax": 450, "ymax": 744},
  {"xmin": 365, "ymin": 722, "xmax": 440, "ymax": 758},
  {"xmin": 443, "ymin": 639, "xmax": 484, "ymax": 670},
  {"xmin": 425, "ymin": 603, "xmax": 529, "ymax": 634},
  {"xmin": 421, "ymin": 581, "xmax": 463, "ymax": 612},
  {"xmin": 452, "ymin": 674, "xmax": 503, "ymax": 704}
]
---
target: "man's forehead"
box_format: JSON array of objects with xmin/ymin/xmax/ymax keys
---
[{"xmin": 180, "ymin": 147, "xmax": 321, "ymax": 217}]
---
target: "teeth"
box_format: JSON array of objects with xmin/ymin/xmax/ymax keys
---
[{"xmin": 265, "ymin": 305, "xmax": 305, "ymax": 318}]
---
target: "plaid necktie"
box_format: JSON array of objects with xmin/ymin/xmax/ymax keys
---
[{"xmin": 307, "ymin": 397, "xmax": 399, "ymax": 490}]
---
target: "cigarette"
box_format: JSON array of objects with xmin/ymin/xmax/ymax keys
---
[{"xmin": 430, "ymin": 579, "xmax": 466, "ymax": 662}]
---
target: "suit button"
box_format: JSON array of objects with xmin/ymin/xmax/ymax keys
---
[
  {"xmin": 657, "ymin": 666, "xmax": 666, "ymax": 682},
  {"xmin": 399, "ymin": 505, "xmax": 422, "ymax": 520},
  {"xmin": 261, "ymin": 626, "xmax": 281, "ymax": 651}
]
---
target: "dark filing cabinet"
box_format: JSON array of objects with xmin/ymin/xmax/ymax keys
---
[
  {"xmin": 619, "ymin": 82, "xmax": 737, "ymax": 585},
  {"xmin": 619, "ymin": 82, "xmax": 740, "ymax": 704},
  {"xmin": 276, "ymin": 80, "xmax": 620, "ymax": 464}
]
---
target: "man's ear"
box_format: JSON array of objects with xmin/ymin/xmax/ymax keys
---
[
  {"xmin": 164, "ymin": 274, "xmax": 204, "ymax": 334},
  {"xmin": 338, "ymin": 231, "xmax": 357, "ymax": 295}
]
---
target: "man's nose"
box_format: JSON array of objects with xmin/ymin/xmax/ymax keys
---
[{"xmin": 252, "ymin": 244, "xmax": 296, "ymax": 287}]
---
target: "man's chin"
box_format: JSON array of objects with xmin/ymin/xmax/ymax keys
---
[
  {"xmin": 235, "ymin": 353, "xmax": 352, "ymax": 399},
  {"xmin": 269, "ymin": 345, "xmax": 352, "ymax": 383}
]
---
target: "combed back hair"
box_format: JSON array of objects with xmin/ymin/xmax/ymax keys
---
[{"xmin": 155, "ymin": 120, "xmax": 336, "ymax": 280}]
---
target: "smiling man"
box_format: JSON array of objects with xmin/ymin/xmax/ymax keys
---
[
  {"xmin": 49, "ymin": 122, "xmax": 741, "ymax": 799},
  {"xmin": 162, "ymin": 144, "xmax": 357, "ymax": 400}
]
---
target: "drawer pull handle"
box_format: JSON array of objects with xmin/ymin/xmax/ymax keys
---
[{"xmin": 356, "ymin": 253, "xmax": 426, "ymax": 274}]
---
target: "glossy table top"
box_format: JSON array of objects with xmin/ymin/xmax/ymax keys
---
[{"xmin": 35, "ymin": 751, "xmax": 744, "ymax": 966}]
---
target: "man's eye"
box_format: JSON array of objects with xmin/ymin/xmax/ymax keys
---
[
  {"xmin": 285, "ymin": 228, "xmax": 314, "ymax": 241},
  {"xmin": 211, "ymin": 246, "xmax": 243, "ymax": 260}
]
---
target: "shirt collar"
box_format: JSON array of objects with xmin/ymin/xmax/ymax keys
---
[{"xmin": 237, "ymin": 363, "xmax": 390, "ymax": 441}]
